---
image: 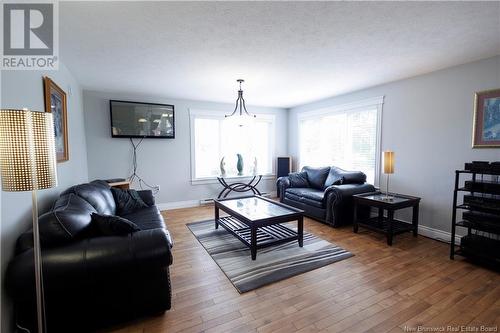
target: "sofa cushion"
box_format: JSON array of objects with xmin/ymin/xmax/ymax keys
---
[
  {"xmin": 301, "ymin": 196, "xmax": 325, "ymax": 208},
  {"xmin": 122, "ymin": 206, "xmax": 173, "ymax": 247},
  {"xmin": 324, "ymin": 168, "xmax": 344, "ymax": 188},
  {"xmin": 91, "ymin": 213, "xmax": 141, "ymax": 236},
  {"xmin": 111, "ymin": 187, "xmax": 149, "ymax": 215},
  {"xmin": 289, "ymin": 171, "xmax": 309, "ymax": 188},
  {"xmin": 302, "ymin": 166, "xmax": 330, "ymax": 190},
  {"xmin": 285, "ymin": 188, "xmax": 325, "ymax": 208},
  {"xmin": 329, "ymin": 166, "xmax": 367, "ymax": 185},
  {"xmin": 62, "ymin": 180, "xmax": 116, "ymax": 215},
  {"xmin": 122, "ymin": 206, "xmax": 164, "ymax": 230},
  {"xmin": 285, "ymin": 187, "xmax": 325, "ymax": 206},
  {"xmin": 39, "ymin": 194, "xmax": 97, "ymax": 247}
]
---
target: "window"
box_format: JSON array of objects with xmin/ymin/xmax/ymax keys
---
[
  {"xmin": 190, "ymin": 110, "xmax": 275, "ymax": 181},
  {"xmin": 298, "ymin": 97, "xmax": 383, "ymax": 185}
]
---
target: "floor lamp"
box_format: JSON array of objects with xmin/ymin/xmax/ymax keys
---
[{"xmin": 0, "ymin": 109, "xmax": 58, "ymax": 333}]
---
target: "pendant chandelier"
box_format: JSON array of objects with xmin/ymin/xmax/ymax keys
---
[{"xmin": 225, "ymin": 79, "xmax": 256, "ymax": 119}]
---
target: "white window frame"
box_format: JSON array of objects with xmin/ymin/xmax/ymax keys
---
[
  {"xmin": 297, "ymin": 96, "xmax": 384, "ymax": 187},
  {"xmin": 189, "ymin": 108, "xmax": 277, "ymax": 185}
]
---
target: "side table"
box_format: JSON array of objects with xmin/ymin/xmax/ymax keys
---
[
  {"xmin": 216, "ymin": 174, "xmax": 262, "ymax": 199},
  {"xmin": 353, "ymin": 192, "xmax": 421, "ymax": 245}
]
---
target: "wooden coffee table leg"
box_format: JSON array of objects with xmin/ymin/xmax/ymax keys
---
[
  {"xmin": 251, "ymin": 227, "xmax": 257, "ymax": 260},
  {"xmin": 298, "ymin": 216, "xmax": 304, "ymax": 247}
]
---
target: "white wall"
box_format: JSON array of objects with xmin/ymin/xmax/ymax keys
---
[
  {"xmin": 289, "ymin": 56, "xmax": 500, "ymax": 235},
  {"xmin": 0, "ymin": 62, "xmax": 89, "ymax": 332},
  {"xmin": 82, "ymin": 91, "xmax": 288, "ymax": 206}
]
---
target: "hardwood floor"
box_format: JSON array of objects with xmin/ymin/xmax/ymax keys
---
[{"xmin": 107, "ymin": 205, "xmax": 500, "ymax": 333}]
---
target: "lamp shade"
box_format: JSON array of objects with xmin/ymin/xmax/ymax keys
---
[
  {"xmin": 383, "ymin": 151, "xmax": 395, "ymax": 174},
  {"xmin": 0, "ymin": 109, "xmax": 57, "ymax": 191}
]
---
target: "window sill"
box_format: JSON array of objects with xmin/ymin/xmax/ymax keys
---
[{"xmin": 191, "ymin": 174, "xmax": 276, "ymax": 185}]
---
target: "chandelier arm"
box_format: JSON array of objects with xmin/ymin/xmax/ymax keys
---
[
  {"xmin": 225, "ymin": 97, "xmax": 241, "ymax": 117},
  {"xmin": 242, "ymin": 97, "xmax": 256, "ymax": 117}
]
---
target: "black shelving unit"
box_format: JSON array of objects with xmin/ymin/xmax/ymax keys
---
[{"xmin": 450, "ymin": 164, "xmax": 500, "ymax": 265}]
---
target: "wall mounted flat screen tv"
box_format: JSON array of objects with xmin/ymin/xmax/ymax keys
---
[{"xmin": 110, "ymin": 100, "xmax": 175, "ymax": 138}]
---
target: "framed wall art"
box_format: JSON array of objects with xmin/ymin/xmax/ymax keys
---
[
  {"xmin": 43, "ymin": 76, "xmax": 69, "ymax": 162},
  {"xmin": 472, "ymin": 88, "xmax": 500, "ymax": 148}
]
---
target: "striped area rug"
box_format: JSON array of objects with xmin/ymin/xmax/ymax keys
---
[{"xmin": 187, "ymin": 220, "xmax": 353, "ymax": 293}]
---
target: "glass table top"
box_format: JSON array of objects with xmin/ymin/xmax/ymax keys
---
[
  {"xmin": 362, "ymin": 194, "xmax": 412, "ymax": 204},
  {"xmin": 218, "ymin": 174, "xmax": 261, "ymax": 178},
  {"xmin": 218, "ymin": 197, "xmax": 297, "ymax": 221}
]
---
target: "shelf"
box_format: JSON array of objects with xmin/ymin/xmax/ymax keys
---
[
  {"xmin": 463, "ymin": 210, "xmax": 500, "ymax": 223},
  {"xmin": 456, "ymin": 204, "xmax": 500, "ymax": 215},
  {"xmin": 456, "ymin": 220, "xmax": 500, "ymax": 234},
  {"xmin": 462, "ymin": 195, "xmax": 500, "ymax": 213},
  {"xmin": 217, "ymin": 216, "xmax": 298, "ymax": 249},
  {"xmin": 460, "ymin": 166, "xmax": 500, "ymax": 176},
  {"xmin": 457, "ymin": 234, "xmax": 500, "ymax": 265},
  {"xmin": 452, "ymin": 167, "xmax": 500, "ymax": 266},
  {"xmin": 356, "ymin": 217, "xmax": 414, "ymax": 235},
  {"xmin": 462, "ymin": 181, "xmax": 500, "ymax": 195}
]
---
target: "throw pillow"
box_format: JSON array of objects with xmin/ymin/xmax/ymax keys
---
[
  {"xmin": 324, "ymin": 168, "xmax": 344, "ymax": 188},
  {"xmin": 341, "ymin": 172, "xmax": 366, "ymax": 184},
  {"xmin": 302, "ymin": 166, "xmax": 330, "ymax": 190},
  {"xmin": 289, "ymin": 171, "xmax": 309, "ymax": 188},
  {"xmin": 324, "ymin": 166, "xmax": 367, "ymax": 188},
  {"xmin": 91, "ymin": 213, "xmax": 141, "ymax": 236},
  {"xmin": 111, "ymin": 187, "xmax": 148, "ymax": 215}
]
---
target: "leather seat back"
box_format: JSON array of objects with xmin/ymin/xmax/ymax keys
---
[
  {"xmin": 302, "ymin": 166, "xmax": 330, "ymax": 190},
  {"xmin": 327, "ymin": 166, "xmax": 366, "ymax": 186},
  {"xmin": 39, "ymin": 193, "xmax": 97, "ymax": 247},
  {"xmin": 62, "ymin": 180, "xmax": 116, "ymax": 215}
]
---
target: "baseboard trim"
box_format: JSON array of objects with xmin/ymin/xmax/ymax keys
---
[
  {"xmin": 418, "ymin": 224, "xmax": 459, "ymax": 244},
  {"xmin": 158, "ymin": 192, "xmax": 277, "ymax": 211},
  {"xmin": 157, "ymin": 200, "xmax": 201, "ymax": 211}
]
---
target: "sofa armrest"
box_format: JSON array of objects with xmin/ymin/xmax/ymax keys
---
[
  {"xmin": 276, "ymin": 176, "xmax": 291, "ymax": 200},
  {"xmin": 325, "ymin": 183, "xmax": 375, "ymax": 204},
  {"xmin": 7, "ymin": 228, "xmax": 172, "ymax": 299},
  {"xmin": 138, "ymin": 189, "xmax": 155, "ymax": 206},
  {"xmin": 324, "ymin": 183, "xmax": 375, "ymax": 226}
]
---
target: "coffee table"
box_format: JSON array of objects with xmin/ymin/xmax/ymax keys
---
[{"xmin": 214, "ymin": 195, "xmax": 304, "ymax": 260}]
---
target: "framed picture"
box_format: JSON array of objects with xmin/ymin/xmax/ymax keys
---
[
  {"xmin": 472, "ymin": 88, "xmax": 500, "ymax": 148},
  {"xmin": 43, "ymin": 76, "xmax": 69, "ymax": 162}
]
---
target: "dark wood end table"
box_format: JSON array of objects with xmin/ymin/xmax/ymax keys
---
[
  {"xmin": 214, "ymin": 195, "xmax": 304, "ymax": 260},
  {"xmin": 353, "ymin": 192, "xmax": 421, "ymax": 245}
]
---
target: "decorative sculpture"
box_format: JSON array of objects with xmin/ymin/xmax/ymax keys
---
[
  {"xmin": 237, "ymin": 154, "xmax": 244, "ymax": 175},
  {"xmin": 220, "ymin": 157, "xmax": 226, "ymax": 176}
]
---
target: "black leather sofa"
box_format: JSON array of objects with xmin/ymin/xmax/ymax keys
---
[
  {"xmin": 277, "ymin": 166, "xmax": 375, "ymax": 227},
  {"xmin": 7, "ymin": 180, "xmax": 173, "ymax": 332}
]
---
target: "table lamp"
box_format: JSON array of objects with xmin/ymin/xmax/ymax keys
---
[
  {"xmin": 383, "ymin": 151, "xmax": 394, "ymax": 201},
  {"xmin": 0, "ymin": 109, "xmax": 58, "ymax": 333}
]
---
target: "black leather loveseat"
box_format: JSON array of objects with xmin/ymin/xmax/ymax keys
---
[
  {"xmin": 7, "ymin": 180, "xmax": 173, "ymax": 332},
  {"xmin": 277, "ymin": 166, "xmax": 375, "ymax": 227}
]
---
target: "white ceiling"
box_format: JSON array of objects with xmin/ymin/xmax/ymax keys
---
[{"xmin": 60, "ymin": 1, "xmax": 500, "ymax": 108}]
